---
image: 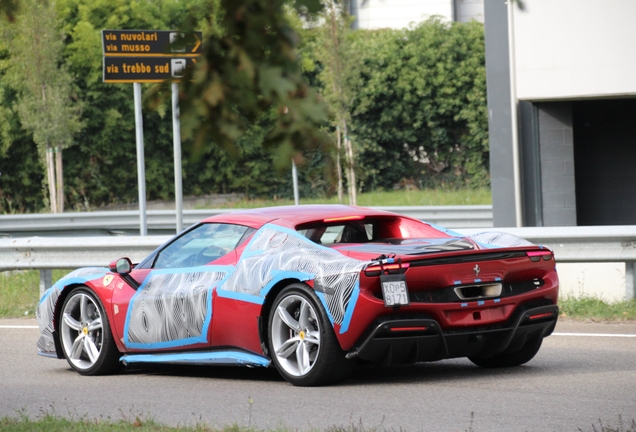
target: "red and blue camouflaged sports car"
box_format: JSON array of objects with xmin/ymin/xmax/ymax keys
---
[{"xmin": 37, "ymin": 205, "xmax": 559, "ymax": 386}]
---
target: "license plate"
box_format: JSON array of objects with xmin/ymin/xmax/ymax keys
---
[{"xmin": 380, "ymin": 274, "xmax": 410, "ymax": 307}]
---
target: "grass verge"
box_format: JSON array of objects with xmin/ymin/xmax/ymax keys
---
[
  {"xmin": 559, "ymin": 296, "xmax": 636, "ymax": 322},
  {"xmin": 215, "ymin": 188, "xmax": 492, "ymax": 209},
  {"xmin": 0, "ymin": 414, "xmax": 161, "ymax": 432},
  {"xmin": 1, "ymin": 414, "xmax": 635, "ymax": 432},
  {"xmin": 583, "ymin": 417, "xmax": 636, "ymax": 432},
  {"xmin": 0, "ymin": 270, "xmax": 66, "ymax": 318}
]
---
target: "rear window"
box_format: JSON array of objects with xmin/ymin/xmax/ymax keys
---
[{"xmin": 296, "ymin": 216, "xmax": 449, "ymax": 245}]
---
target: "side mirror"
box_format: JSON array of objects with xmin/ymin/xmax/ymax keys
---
[{"xmin": 109, "ymin": 257, "xmax": 133, "ymax": 274}]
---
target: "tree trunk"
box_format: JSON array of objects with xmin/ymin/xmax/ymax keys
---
[
  {"xmin": 342, "ymin": 120, "xmax": 356, "ymax": 206},
  {"xmin": 341, "ymin": 135, "xmax": 352, "ymax": 204},
  {"xmin": 55, "ymin": 146, "xmax": 64, "ymax": 213},
  {"xmin": 336, "ymin": 126, "xmax": 343, "ymax": 204},
  {"xmin": 45, "ymin": 146, "xmax": 57, "ymax": 213}
]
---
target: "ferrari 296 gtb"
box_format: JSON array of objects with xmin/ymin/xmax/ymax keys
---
[{"xmin": 37, "ymin": 205, "xmax": 559, "ymax": 386}]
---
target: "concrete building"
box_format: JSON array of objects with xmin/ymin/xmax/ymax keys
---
[
  {"xmin": 484, "ymin": 0, "xmax": 636, "ymax": 301},
  {"xmin": 485, "ymin": 0, "xmax": 636, "ymax": 227}
]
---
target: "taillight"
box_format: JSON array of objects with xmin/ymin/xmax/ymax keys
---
[
  {"xmin": 364, "ymin": 262, "xmax": 410, "ymax": 276},
  {"xmin": 527, "ymin": 251, "xmax": 553, "ymax": 262}
]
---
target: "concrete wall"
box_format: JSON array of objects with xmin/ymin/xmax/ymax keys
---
[
  {"xmin": 558, "ymin": 263, "xmax": 626, "ymax": 303},
  {"xmin": 514, "ymin": 0, "xmax": 636, "ymax": 100},
  {"xmin": 537, "ymin": 103, "xmax": 577, "ymax": 226}
]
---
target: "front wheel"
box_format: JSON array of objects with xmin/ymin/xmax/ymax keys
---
[
  {"xmin": 268, "ymin": 283, "xmax": 354, "ymax": 386},
  {"xmin": 468, "ymin": 334, "xmax": 543, "ymax": 368},
  {"xmin": 58, "ymin": 287, "xmax": 120, "ymax": 375}
]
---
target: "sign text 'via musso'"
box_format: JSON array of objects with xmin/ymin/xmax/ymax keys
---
[{"xmin": 101, "ymin": 30, "xmax": 202, "ymax": 56}]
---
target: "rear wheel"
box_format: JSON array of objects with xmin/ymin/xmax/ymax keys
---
[
  {"xmin": 59, "ymin": 287, "xmax": 120, "ymax": 375},
  {"xmin": 268, "ymin": 283, "xmax": 354, "ymax": 386},
  {"xmin": 468, "ymin": 335, "xmax": 543, "ymax": 368}
]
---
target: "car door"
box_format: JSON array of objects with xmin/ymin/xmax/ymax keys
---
[{"xmin": 117, "ymin": 223, "xmax": 254, "ymax": 352}]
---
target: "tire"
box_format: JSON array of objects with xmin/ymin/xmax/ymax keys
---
[
  {"xmin": 58, "ymin": 287, "xmax": 121, "ymax": 375},
  {"xmin": 468, "ymin": 334, "xmax": 543, "ymax": 368},
  {"xmin": 268, "ymin": 283, "xmax": 354, "ymax": 386}
]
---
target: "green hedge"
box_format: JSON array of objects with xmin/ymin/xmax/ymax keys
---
[{"xmin": 349, "ymin": 19, "xmax": 488, "ymax": 191}]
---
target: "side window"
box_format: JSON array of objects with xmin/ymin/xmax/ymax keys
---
[
  {"xmin": 298, "ymin": 222, "xmax": 373, "ymax": 245},
  {"xmin": 153, "ymin": 223, "xmax": 250, "ymax": 269}
]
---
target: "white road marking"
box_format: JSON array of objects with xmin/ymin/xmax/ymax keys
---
[
  {"xmin": 553, "ymin": 332, "xmax": 636, "ymax": 338},
  {"xmin": 0, "ymin": 325, "xmax": 39, "ymax": 329}
]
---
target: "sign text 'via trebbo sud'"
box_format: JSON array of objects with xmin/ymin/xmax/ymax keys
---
[{"xmin": 102, "ymin": 30, "xmax": 202, "ymax": 83}]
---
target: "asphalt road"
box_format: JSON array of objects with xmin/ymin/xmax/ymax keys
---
[{"xmin": 1, "ymin": 319, "xmax": 635, "ymax": 432}]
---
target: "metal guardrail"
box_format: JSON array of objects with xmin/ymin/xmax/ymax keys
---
[
  {"xmin": 0, "ymin": 236, "xmax": 171, "ymax": 271},
  {"xmin": 0, "ymin": 236, "xmax": 171, "ymax": 296},
  {"xmin": 1, "ymin": 225, "xmax": 635, "ymax": 300},
  {"xmin": 0, "ymin": 206, "xmax": 494, "ymax": 237}
]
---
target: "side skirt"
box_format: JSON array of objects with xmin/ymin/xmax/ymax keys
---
[{"xmin": 120, "ymin": 350, "xmax": 271, "ymax": 367}]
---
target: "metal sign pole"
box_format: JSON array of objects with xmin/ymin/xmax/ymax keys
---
[
  {"xmin": 292, "ymin": 160, "xmax": 300, "ymax": 205},
  {"xmin": 133, "ymin": 82, "xmax": 147, "ymax": 236},
  {"xmin": 172, "ymin": 82, "xmax": 183, "ymax": 233},
  {"xmin": 102, "ymin": 29, "xmax": 201, "ymax": 235}
]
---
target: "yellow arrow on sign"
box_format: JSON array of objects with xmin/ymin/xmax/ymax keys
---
[{"xmin": 192, "ymin": 33, "xmax": 201, "ymax": 53}]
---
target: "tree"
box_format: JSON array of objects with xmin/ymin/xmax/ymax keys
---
[
  {"xmin": 3, "ymin": 0, "xmax": 82, "ymax": 212},
  {"xmin": 148, "ymin": 0, "xmax": 332, "ymax": 173},
  {"xmin": 0, "ymin": 95, "xmax": 44, "ymax": 213},
  {"xmin": 313, "ymin": 0, "xmax": 361, "ymax": 205}
]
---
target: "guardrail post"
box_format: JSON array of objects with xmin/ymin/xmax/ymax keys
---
[
  {"xmin": 39, "ymin": 270, "xmax": 53, "ymax": 298},
  {"xmin": 626, "ymin": 261, "xmax": 635, "ymax": 301}
]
